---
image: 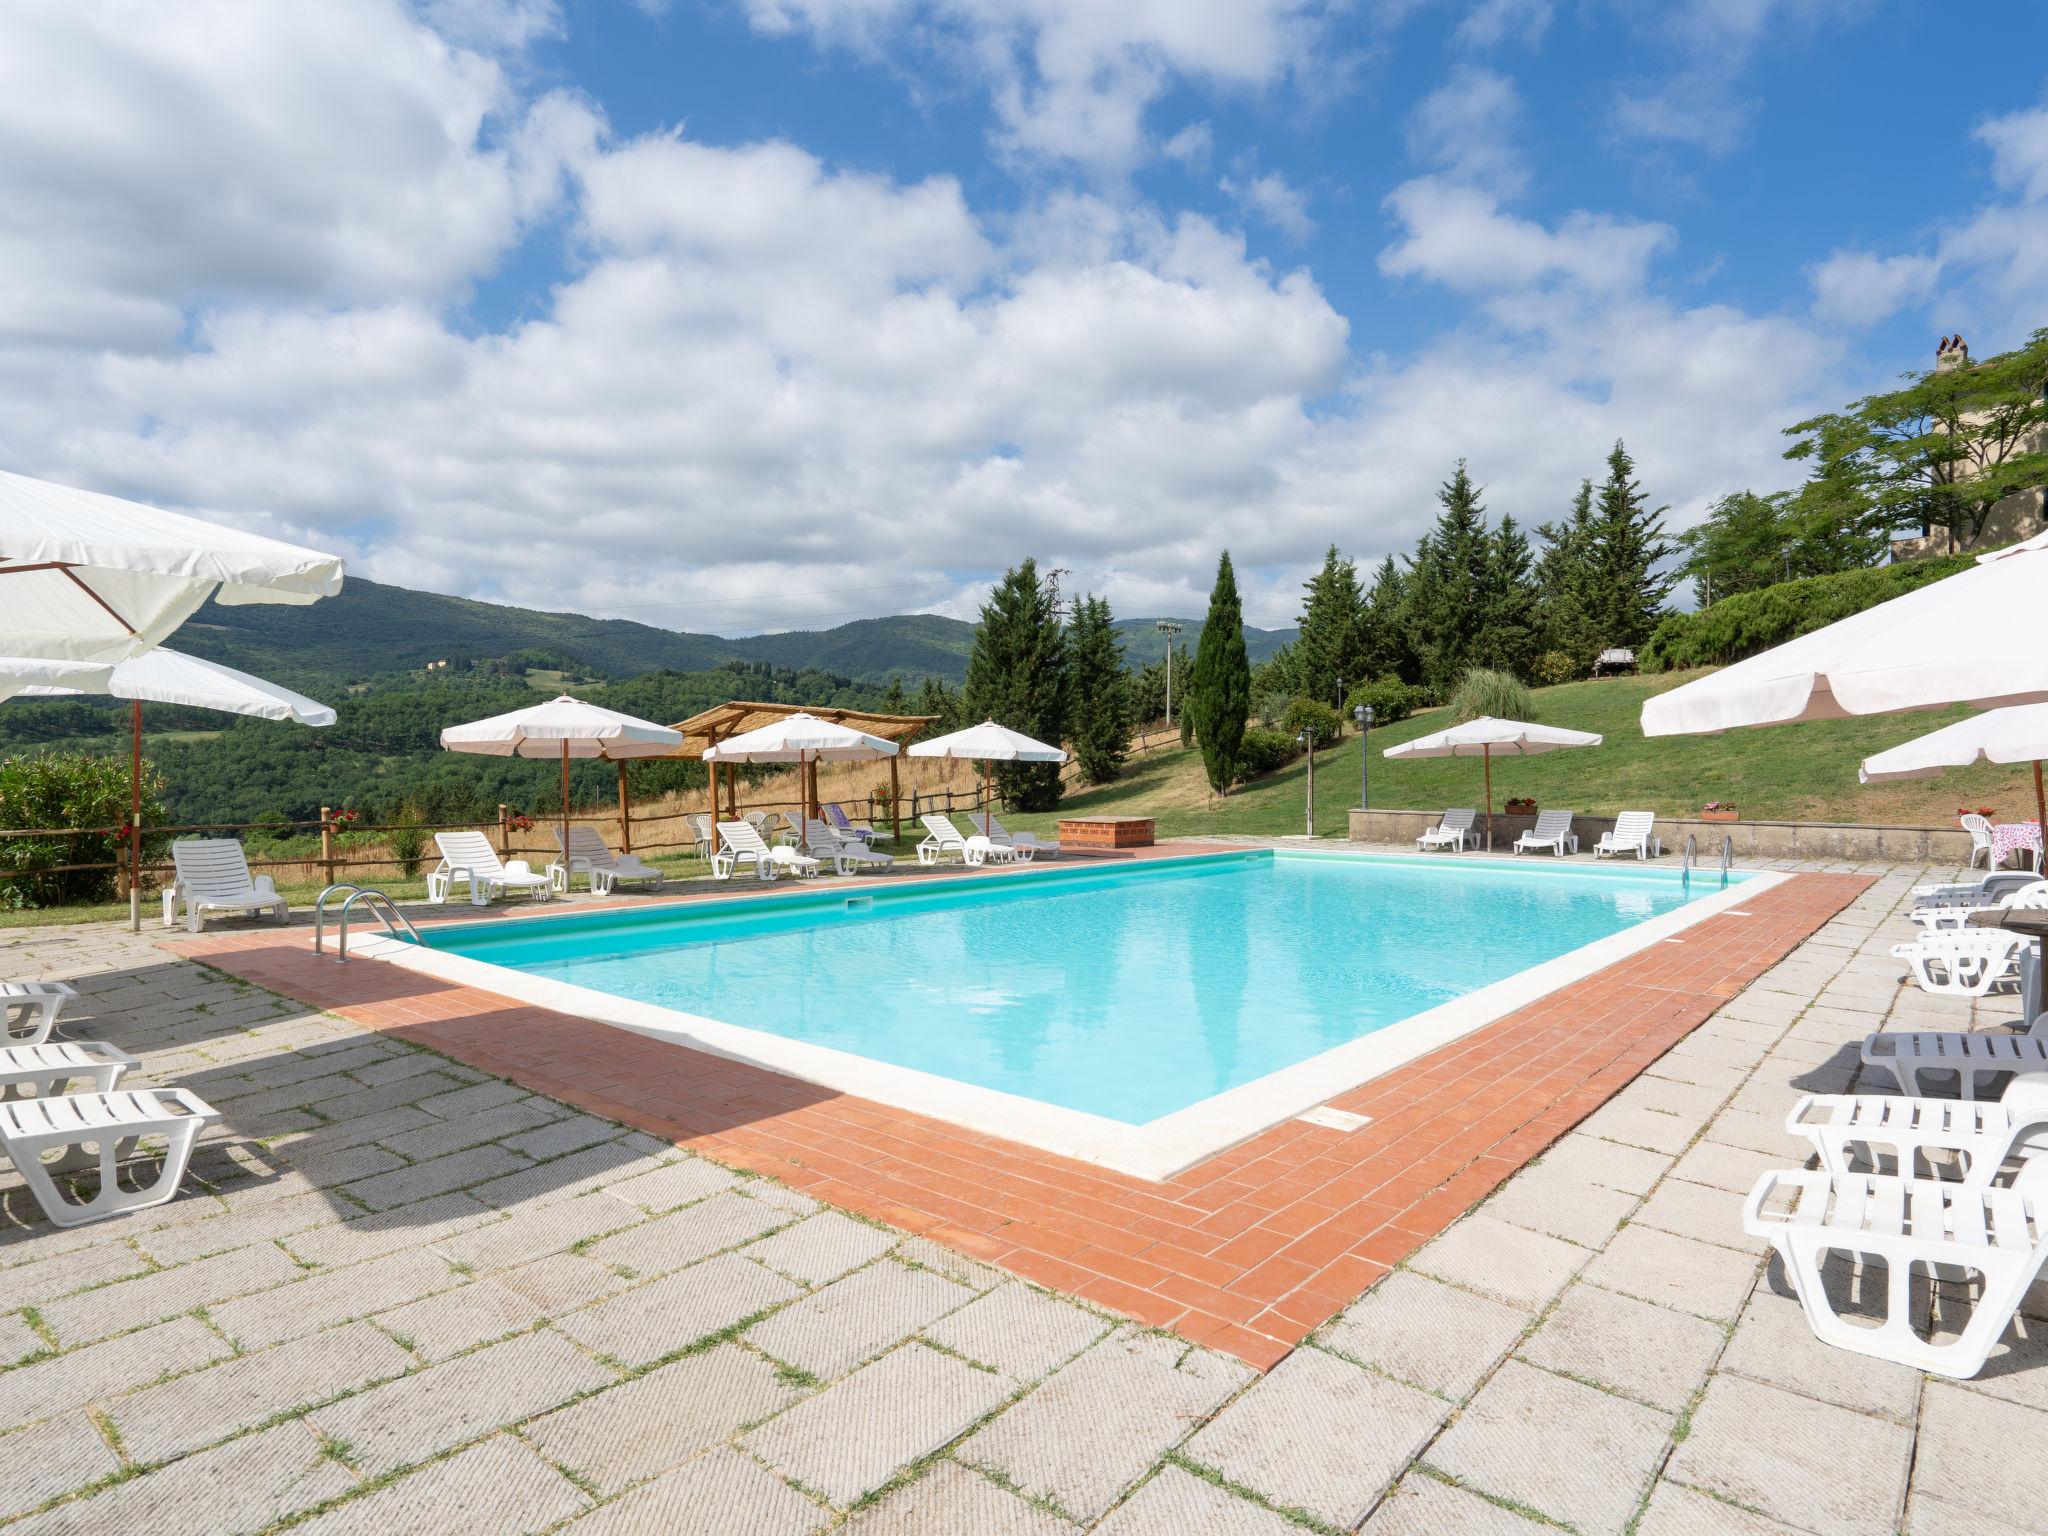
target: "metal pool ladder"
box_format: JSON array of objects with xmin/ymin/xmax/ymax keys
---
[
  {"xmin": 1681, "ymin": 835, "xmax": 1737, "ymax": 890},
  {"xmin": 314, "ymin": 883, "xmax": 423, "ymax": 962}
]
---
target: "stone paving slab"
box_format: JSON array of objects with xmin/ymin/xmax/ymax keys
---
[
  {"xmin": 0, "ymin": 1314, "xmax": 229, "ymax": 1429},
  {"xmin": 0, "ymin": 1409, "xmax": 123, "ymax": 1521},
  {"xmin": 844, "ymin": 1460, "xmax": 1082, "ymax": 1535},
  {"xmin": 1316, "ymin": 1268, "xmax": 1530, "ymax": 1399},
  {"xmin": 1361, "ymin": 1474, "xmax": 1555, "ymax": 1535},
  {"xmin": 562, "ymin": 1446, "xmax": 831, "ymax": 1536},
  {"xmin": 747, "ymin": 1258, "xmax": 974, "ymax": 1379},
  {"xmin": 921, "ymin": 1281, "xmax": 1112, "ymax": 1383},
  {"xmin": 554, "ymin": 1251, "xmax": 800, "ymax": 1367},
  {"xmin": 1094, "ymin": 1464, "xmax": 1298, "ymax": 1534},
  {"xmin": 744, "ymin": 1209, "xmax": 899, "ymax": 1286},
  {"xmin": 1407, "ymin": 1213, "xmax": 1588, "ymax": 1311},
  {"xmin": 1908, "ymin": 1381, "xmax": 2048, "ymax": 1534},
  {"xmin": 1517, "ymin": 1279, "xmax": 1726, "ymax": 1413},
  {"xmin": 209, "ymin": 1246, "xmax": 466, "ymax": 1349},
  {"xmin": 1580, "ymin": 1222, "xmax": 1763, "ymax": 1323},
  {"xmin": 37, "ymin": 1239, "xmax": 304, "ymax": 1345},
  {"xmin": 293, "ymin": 1433, "xmax": 591, "ymax": 1536}
]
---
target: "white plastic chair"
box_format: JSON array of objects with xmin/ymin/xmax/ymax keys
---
[
  {"xmin": 1912, "ymin": 871, "xmax": 2040, "ymax": 911},
  {"xmin": 428, "ymin": 831, "xmax": 553, "ymax": 907},
  {"xmin": 715, "ymin": 820, "xmax": 808, "ymax": 881},
  {"xmin": 1911, "ymin": 878, "xmax": 2048, "ymax": 931},
  {"xmin": 552, "ymin": 827, "xmax": 664, "ymax": 896},
  {"xmin": 1512, "ymin": 809, "xmax": 1578, "ymax": 857},
  {"xmin": 1, "ymin": 981, "xmax": 78, "ymax": 1046},
  {"xmin": 1961, "ymin": 813, "xmax": 1996, "ymax": 870},
  {"xmin": 1862, "ymin": 1030, "xmax": 2048, "ymax": 1100},
  {"xmin": 1417, "ymin": 810, "xmax": 1476, "ymax": 852},
  {"xmin": 1890, "ymin": 929, "xmax": 2027, "ymax": 996},
  {"xmin": 803, "ymin": 820, "xmax": 892, "ymax": 876},
  {"xmin": 0, "ymin": 1040, "xmax": 136, "ymax": 1102},
  {"xmin": 1595, "ymin": 811, "xmax": 1661, "ymax": 860},
  {"xmin": 970, "ymin": 812, "xmax": 1058, "ymax": 860},
  {"xmin": 0, "ymin": 1088, "xmax": 216, "ymax": 1228},
  {"xmin": 918, "ymin": 814, "xmax": 1015, "ymax": 867},
  {"xmin": 1788, "ymin": 1072, "xmax": 2048, "ymax": 1182},
  {"xmin": 1743, "ymin": 1169, "xmax": 2048, "ymax": 1378},
  {"xmin": 686, "ymin": 813, "xmax": 717, "ymax": 858},
  {"xmin": 161, "ymin": 840, "xmax": 289, "ymax": 933}
]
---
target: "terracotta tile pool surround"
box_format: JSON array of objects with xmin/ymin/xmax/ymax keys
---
[{"xmin": 174, "ymin": 852, "xmax": 1871, "ymax": 1369}]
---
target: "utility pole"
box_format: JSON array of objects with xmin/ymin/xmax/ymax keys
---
[{"xmin": 1154, "ymin": 619, "xmax": 1184, "ymax": 727}]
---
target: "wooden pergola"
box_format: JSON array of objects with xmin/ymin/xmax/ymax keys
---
[{"xmin": 661, "ymin": 701, "xmax": 939, "ymax": 845}]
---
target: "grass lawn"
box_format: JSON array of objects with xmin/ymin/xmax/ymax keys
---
[{"xmin": 1005, "ymin": 670, "xmax": 2033, "ymax": 842}]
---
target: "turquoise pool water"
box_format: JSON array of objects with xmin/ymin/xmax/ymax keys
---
[{"xmin": 422, "ymin": 852, "xmax": 1735, "ymax": 1125}]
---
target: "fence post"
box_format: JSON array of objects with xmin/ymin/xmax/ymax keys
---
[
  {"xmin": 498, "ymin": 803, "xmax": 510, "ymax": 856},
  {"xmin": 319, "ymin": 806, "xmax": 336, "ymax": 888}
]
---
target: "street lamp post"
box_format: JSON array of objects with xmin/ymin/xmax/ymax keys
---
[
  {"xmin": 1155, "ymin": 619, "xmax": 1183, "ymax": 727},
  {"xmin": 1297, "ymin": 727, "xmax": 1315, "ymax": 837},
  {"xmin": 1353, "ymin": 703, "xmax": 1373, "ymax": 816}
]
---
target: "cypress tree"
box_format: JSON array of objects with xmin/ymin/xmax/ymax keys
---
[
  {"xmin": 962, "ymin": 559, "xmax": 1069, "ymax": 810},
  {"xmin": 1293, "ymin": 545, "xmax": 1362, "ymax": 707},
  {"xmin": 1066, "ymin": 594, "xmax": 1129, "ymax": 784},
  {"xmin": 1187, "ymin": 552, "xmax": 1252, "ymax": 794},
  {"xmin": 1588, "ymin": 439, "xmax": 1676, "ymax": 648}
]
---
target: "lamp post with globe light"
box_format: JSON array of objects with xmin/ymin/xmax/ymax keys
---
[
  {"xmin": 1297, "ymin": 727, "xmax": 1315, "ymax": 837},
  {"xmin": 1353, "ymin": 702, "xmax": 1373, "ymax": 818}
]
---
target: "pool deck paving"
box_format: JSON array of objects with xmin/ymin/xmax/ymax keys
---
[{"xmin": 0, "ymin": 843, "xmax": 2039, "ymax": 1533}]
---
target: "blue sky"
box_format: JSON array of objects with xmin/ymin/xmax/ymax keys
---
[{"xmin": 1, "ymin": 1, "xmax": 2044, "ymax": 632}]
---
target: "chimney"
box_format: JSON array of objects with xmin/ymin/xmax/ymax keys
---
[{"xmin": 1936, "ymin": 334, "xmax": 1969, "ymax": 372}]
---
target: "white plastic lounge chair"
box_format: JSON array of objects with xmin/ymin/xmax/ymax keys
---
[
  {"xmin": 918, "ymin": 814, "xmax": 1016, "ymax": 867},
  {"xmin": 1742, "ymin": 1169, "xmax": 2048, "ymax": 1378},
  {"xmin": 0, "ymin": 1041, "xmax": 136, "ymax": 1101},
  {"xmin": 552, "ymin": 827, "xmax": 664, "ymax": 896},
  {"xmin": 1911, "ymin": 878, "xmax": 2048, "ymax": 930},
  {"xmin": 768, "ymin": 846, "xmax": 821, "ymax": 879},
  {"xmin": 1595, "ymin": 811, "xmax": 1661, "ymax": 860},
  {"xmin": 1788, "ymin": 1074, "xmax": 2048, "ymax": 1181},
  {"xmin": 824, "ymin": 804, "xmax": 877, "ymax": 843},
  {"xmin": 970, "ymin": 812, "xmax": 1058, "ymax": 860},
  {"xmin": 1417, "ymin": 810, "xmax": 1477, "ymax": 852},
  {"xmin": 1862, "ymin": 1030, "xmax": 2048, "ymax": 1099},
  {"xmin": 1961, "ymin": 813, "xmax": 1996, "ymax": 870},
  {"xmin": 803, "ymin": 820, "xmax": 893, "ymax": 876},
  {"xmin": 2, "ymin": 981, "xmax": 78, "ymax": 1046},
  {"xmin": 1890, "ymin": 929, "xmax": 2027, "ymax": 996},
  {"xmin": 428, "ymin": 831, "xmax": 553, "ymax": 907},
  {"xmin": 1912, "ymin": 870, "xmax": 2040, "ymax": 909},
  {"xmin": 1512, "ymin": 809, "xmax": 1578, "ymax": 857},
  {"xmin": 0, "ymin": 1088, "xmax": 216, "ymax": 1228},
  {"xmin": 713, "ymin": 820, "xmax": 777, "ymax": 881},
  {"xmin": 161, "ymin": 840, "xmax": 289, "ymax": 933}
]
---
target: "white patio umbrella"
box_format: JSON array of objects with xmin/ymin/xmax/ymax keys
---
[
  {"xmin": 441, "ymin": 696, "xmax": 684, "ymax": 866},
  {"xmin": 15, "ymin": 648, "xmax": 336, "ymax": 930},
  {"xmin": 1383, "ymin": 716, "xmax": 1604, "ymax": 850},
  {"xmin": 1859, "ymin": 704, "xmax": 2048, "ymax": 843},
  {"xmin": 0, "ymin": 468, "xmax": 346, "ymax": 665},
  {"xmin": 907, "ymin": 720, "xmax": 1067, "ymax": 817},
  {"xmin": 703, "ymin": 712, "xmax": 899, "ymax": 830},
  {"xmin": 1641, "ymin": 529, "xmax": 2048, "ymax": 736}
]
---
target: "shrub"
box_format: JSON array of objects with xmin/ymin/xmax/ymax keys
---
[
  {"xmin": 1531, "ymin": 650, "xmax": 1581, "ymax": 687},
  {"xmin": 1345, "ymin": 677, "xmax": 1426, "ymax": 726},
  {"xmin": 0, "ymin": 751, "xmax": 169, "ymax": 909},
  {"xmin": 1640, "ymin": 554, "xmax": 1973, "ymax": 672},
  {"xmin": 1447, "ymin": 667, "xmax": 1535, "ymax": 723},
  {"xmin": 1255, "ymin": 691, "xmax": 1291, "ymax": 728},
  {"xmin": 1280, "ymin": 697, "xmax": 1345, "ymax": 748},
  {"xmin": 1235, "ymin": 726, "xmax": 1301, "ymax": 780},
  {"xmin": 385, "ymin": 805, "xmax": 430, "ymax": 879}
]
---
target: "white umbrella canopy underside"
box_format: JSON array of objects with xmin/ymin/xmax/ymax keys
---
[
  {"xmin": 15, "ymin": 646, "xmax": 335, "ymax": 725},
  {"xmin": 703, "ymin": 712, "xmax": 899, "ymax": 763},
  {"xmin": 907, "ymin": 720, "xmax": 1067, "ymax": 762},
  {"xmin": 441, "ymin": 696, "xmax": 683, "ymax": 759},
  {"xmin": 1860, "ymin": 704, "xmax": 2048, "ymax": 783},
  {"xmin": 1641, "ymin": 529, "xmax": 2048, "ymax": 737},
  {"xmin": 1383, "ymin": 716, "xmax": 1604, "ymax": 758},
  {"xmin": 0, "ymin": 656, "xmax": 116, "ymax": 704},
  {"xmin": 0, "ymin": 468, "xmax": 346, "ymax": 665}
]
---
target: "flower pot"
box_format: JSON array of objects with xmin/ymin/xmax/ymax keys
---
[{"xmin": 1700, "ymin": 809, "xmax": 1739, "ymax": 823}]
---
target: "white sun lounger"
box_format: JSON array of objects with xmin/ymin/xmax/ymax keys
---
[
  {"xmin": 1743, "ymin": 1169, "xmax": 2048, "ymax": 1377},
  {"xmin": 1512, "ymin": 809, "xmax": 1578, "ymax": 857},
  {"xmin": 2, "ymin": 981, "xmax": 78, "ymax": 1046},
  {"xmin": 715, "ymin": 820, "xmax": 778, "ymax": 881},
  {"xmin": 1417, "ymin": 810, "xmax": 1476, "ymax": 852},
  {"xmin": 1788, "ymin": 1074, "xmax": 2048, "ymax": 1181},
  {"xmin": 161, "ymin": 839, "xmax": 289, "ymax": 933},
  {"xmin": 0, "ymin": 1088, "xmax": 216, "ymax": 1228},
  {"xmin": 552, "ymin": 827, "xmax": 664, "ymax": 896},
  {"xmin": 1890, "ymin": 929, "xmax": 2028, "ymax": 996},
  {"xmin": 1912, "ymin": 879, "xmax": 2048, "ymax": 931},
  {"xmin": 1595, "ymin": 811, "xmax": 1661, "ymax": 860},
  {"xmin": 429, "ymin": 831, "xmax": 553, "ymax": 906},
  {"xmin": 1912, "ymin": 870, "xmax": 2042, "ymax": 910},
  {"xmin": 918, "ymin": 814, "xmax": 1016, "ymax": 867},
  {"xmin": 1861, "ymin": 1030, "xmax": 2048, "ymax": 1099},
  {"xmin": 0, "ymin": 1040, "xmax": 137, "ymax": 1101},
  {"xmin": 803, "ymin": 820, "xmax": 892, "ymax": 876},
  {"xmin": 970, "ymin": 812, "xmax": 1057, "ymax": 860},
  {"xmin": 825, "ymin": 804, "xmax": 877, "ymax": 843}
]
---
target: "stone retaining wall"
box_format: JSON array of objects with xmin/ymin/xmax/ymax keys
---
[{"xmin": 1345, "ymin": 807, "xmax": 1976, "ymax": 863}]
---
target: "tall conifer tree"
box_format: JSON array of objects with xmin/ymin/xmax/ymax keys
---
[
  {"xmin": 1065, "ymin": 594, "xmax": 1129, "ymax": 784},
  {"xmin": 1293, "ymin": 545, "xmax": 1362, "ymax": 706},
  {"xmin": 963, "ymin": 558, "xmax": 1069, "ymax": 810},
  {"xmin": 1187, "ymin": 552, "xmax": 1251, "ymax": 793}
]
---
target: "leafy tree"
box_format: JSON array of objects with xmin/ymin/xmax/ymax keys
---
[
  {"xmin": 1293, "ymin": 545, "xmax": 1362, "ymax": 706},
  {"xmin": 0, "ymin": 751, "xmax": 169, "ymax": 908},
  {"xmin": 1125, "ymin": 643, "xmax": 1187, "ymax": 728},
  {"xmin": 1676, "ymin": 490, "xmax": 1790, "ymax": 603},
  {"xmin": 1784, "ymin": 328, "xmax": 2048, "ymax": 548},
  {"xmin": 962, "ymin": 558, "xmax": 1070, "ymax": 811},
  {"xmin": 1066, "ymin": 594, "xmax": 1129, "ymax": 785},
  {"xmin": 1587, "ymin": 439, "xmax": 1675, "ymax": 649},
  {"xmin": 1187, "ymin": 552, "xmax": 1252, "ymax": 794}
]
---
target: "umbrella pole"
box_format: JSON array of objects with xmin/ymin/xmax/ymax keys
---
[
  {"xmin": 560, "ymin": 741, "xmax": 570, "ymax": 885},
  {"xmin": 1483, "ymin": 746, "xmax": 1493, "ymax": 853},
  {"xmin": 617, "ymin": 761, "xmax": 631, "ymax": 854},
  {"xmin": 2036, "ymin": 760, "xmax": 2046, "ymax": 872},
  {"xmin": 129, "ymin": 700, "xmax": 143, "ymax": 937}
]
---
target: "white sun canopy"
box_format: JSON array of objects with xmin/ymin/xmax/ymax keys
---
[
  {"xmin": 1382, "ymin": 717, "xmax": 1604, "ymax": 759},
  {"xmin": 0, "ymin": 656, "xmax": 116, "ymax": 704},
  {"xmin": 441, "ymin": 696, "xmax": 684, "ymax": 760},
  {"xmin": 906, "ymin": 720, "xmax": 1067, "ymax": 762},
  {"xmin": 702, "ymin": 712, "xmax": 899, "ymax": 763},
  {"xmin": 1859, "ymin": 704, "xmax": 2048, "ymax": 784},
  {"xmin": 16, "ymin": 647, "xmax": 335, "ymax": 725},
  {"xmin": 0, "ymin": 468, "xmax": 347, "ymax": 665},
  {"xmin": 1641, "ymin": 529, "xmax": 2048, "ymax": 737}
]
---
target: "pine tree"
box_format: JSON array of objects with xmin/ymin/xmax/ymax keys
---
[
  {"xmin": 962, "ymin": 559, "xmax": 1069, "ymax": 810},
  {"xmin": 1403, "ymin": 460, "xmax": 1490, "ymax": 695},
  {"xmin": 1187, "ymin": 552, "xmax": 1251, "ymax": 794},
  {"xmin": 1355, "ymin": 555, "xmax": 1409, "ymax": 686},
  {"xmin": 1534, "ymin": 480, "xmax": 1602, "ymax": 670},
  {"xmin": 881, "ymin": 676, "xmax": 907, "ymax": 715},
  {"xmin": 1066, "ymin": 594, "xmax": 1129, "ymax": 784},
  {"xmin": 1293, "ymin": 545, "xmax": 1362, "ymax": 707},
  {"xmin": 1473, "ymin": 514, "xmax": 1538, "ymax": 678},
  {"xmin": 1588, "ymin": 439, "xmax": 1676, "ymax": 648},
  {"xmin": 913, "ymin": 676, "xmax": 960, "ymax": 733}
]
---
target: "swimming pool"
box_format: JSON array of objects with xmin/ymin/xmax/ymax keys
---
[{"xmin": 381, "ymin": 849, "xmax": 1771, "ymax": 1178}]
